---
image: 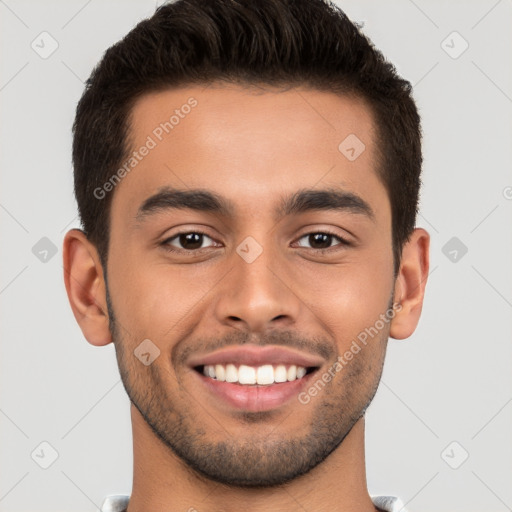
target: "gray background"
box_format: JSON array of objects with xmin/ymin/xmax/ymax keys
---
[{"xmin": 1, "ymin": 1, "xmax": 511, "ymax": 511}]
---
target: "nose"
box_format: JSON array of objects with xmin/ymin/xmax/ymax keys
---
[{"xmin": 213, "ymin": 239, "xmax": 302, "ymax": 334}]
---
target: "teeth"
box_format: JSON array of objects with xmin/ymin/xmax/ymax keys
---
[
  {"xmin": 238, "ymin": 365, "xmax": 256, "ymax": 384},
  {"xmin": 256, "ymin": 364, "xmax": 274, "ymax": 385},
  {"xmin": 215, "ymin": 364, "xmax": 226, "ymax": 382},
  {"xmin": 202, "ymin": 363, "xmax": 309, "ymax": 385},
  {"xmin": 225, "ymin": 363, "xmax": 238, "ymax": 383},
  {"xmin": 274, "ymin": 364, "xmax": 287, "ymax": 383}
]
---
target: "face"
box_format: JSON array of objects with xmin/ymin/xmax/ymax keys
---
[{"xmin": 105, "ymin": 83, "xmax": 396, "ymax": 486}]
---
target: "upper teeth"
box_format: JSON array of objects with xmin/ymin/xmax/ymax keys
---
[{"xmin": 202, "ymin": 364, "xmax": 308, "ymax": 385}]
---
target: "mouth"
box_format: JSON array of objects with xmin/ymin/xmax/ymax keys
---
[
  {"xmin": 194, "ymin": 363, "xmax": 317, "ymax": 385},
  {"xmin": 187, "ymin": 345, "xmax": 324, "ymax": 412}
]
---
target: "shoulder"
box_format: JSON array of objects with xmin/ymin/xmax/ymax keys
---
[
  {"xmin": 371, "ymin": 495, "xmax": 408, "ymax": 512},
  {"xmin": 100, "ymin": 493, "xmax": 406, "ymax": 512},
  {"xmin": 100, "ymin": 495, "xmax": 130, "ymax": 512}
]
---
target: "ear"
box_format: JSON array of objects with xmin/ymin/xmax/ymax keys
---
[
  {"xmin": 389, "ymin": 227, "xmax": 430, "ymax": 340},
  {"xmin": 62, "ymin": 229, "xmax": 112, "ymax": 346}
]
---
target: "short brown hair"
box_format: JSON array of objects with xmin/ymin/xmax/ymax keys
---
[{"xmin": 72, "ymin": 0, "xmax": 422, "ymax": 276}]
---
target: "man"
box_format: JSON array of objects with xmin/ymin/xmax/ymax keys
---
[{"xmin": 63, "ymin": 0, "xmax": 429, "ymax": 510}]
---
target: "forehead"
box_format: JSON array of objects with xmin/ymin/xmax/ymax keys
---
[{"xmin": 111, "ymin": 83, "xmax": 388, "ymax": 224}]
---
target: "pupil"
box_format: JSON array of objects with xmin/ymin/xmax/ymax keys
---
[
  {"xmin": 310, "ymin": 233, "xmax": 331, "ymax": 249},
  {"xmin": 178, "ymin": 233, "xmax": 333, "ymax": 250},
  {"xmin": 180, "ymin": 233, "xmax": 203, "ymax": 250}
]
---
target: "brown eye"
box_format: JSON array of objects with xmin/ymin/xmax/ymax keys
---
[
  {"xmin": 295, "ymin": 231, "xmax": 349, "ymax": 251},
  {"xmin": 308, "ymin": 233, "xmax": 333, "ymax": 249},
  {"xmin": 162, "ymin": 231, "xmax": 216, "ymax": 252}
]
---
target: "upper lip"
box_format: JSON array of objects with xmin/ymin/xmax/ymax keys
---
[{"xmin": 187, "ymin": 344, "xmax": 325, "ymax": 369}]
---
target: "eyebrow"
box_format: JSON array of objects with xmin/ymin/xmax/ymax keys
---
[{"xmin": 135, "ymin": 186, "xmax": 375, "ymax": 223}]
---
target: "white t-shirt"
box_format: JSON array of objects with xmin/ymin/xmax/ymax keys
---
[{"xmin": 100, "ymin": 494, "xmax": 408, "ymax": 511}]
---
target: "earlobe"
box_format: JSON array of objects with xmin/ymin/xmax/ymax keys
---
[
  {"xmin": 389, "ymin": 228, "xmax": 430, "ymax": 340},
  {"xmin": 62, "ymin": 229, "xmax": 112, "ymax": 346}
]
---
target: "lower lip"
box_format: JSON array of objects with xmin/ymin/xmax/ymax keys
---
[{"xmin": 194, "ymin": 369, "xmax": 317, "ymax": 412}]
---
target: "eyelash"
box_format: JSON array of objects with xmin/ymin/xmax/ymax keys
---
[{"xmin": 160, "ymin": 229, "xmax": 351, "ymax": 255}]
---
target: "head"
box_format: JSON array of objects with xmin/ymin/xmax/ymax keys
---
[{"xmin": 64, "ymin": 0, "xmax": 429, "ymax": 488}]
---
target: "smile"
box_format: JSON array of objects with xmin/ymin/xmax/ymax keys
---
[
  {"xmin": 199, "ymin": 363, "xmax": 312, "ymax": 385},
  {"xmin": 187, "ymin": 344, "xmax": 324, "ymax": 412}
]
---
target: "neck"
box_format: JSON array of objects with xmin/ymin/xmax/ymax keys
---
[{"xmin": 126, "ymin": 405, "xmax": 378, "ymax": 512}]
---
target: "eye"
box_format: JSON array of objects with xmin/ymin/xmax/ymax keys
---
[
  {"xmin": 161, "ymin": 231, "xmax": 218, "ymax": 252},
  {"xmin": 294, "ymin": 231, "xmax": 350, "ymax": 251},
  {"xmin": 160, "ymin": 229, "xmax": 350, "ymax": 255}
]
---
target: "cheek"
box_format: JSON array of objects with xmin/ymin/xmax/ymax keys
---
[
  {"xmin": 109, "ymin": 262, "xmax": 216, "ymax": 342},
  {"xmin": 295, "ymin": 256, "xmax": 394, "ymax": 346}
]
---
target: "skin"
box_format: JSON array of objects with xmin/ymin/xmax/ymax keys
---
[{"xmin": 63, "ymin": 83, "xmax": 430, "ymax": 512}]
